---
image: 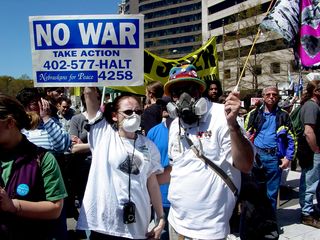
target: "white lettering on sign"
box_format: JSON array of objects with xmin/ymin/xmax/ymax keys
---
[
  {"xmin": 120, "ymin": 23, "xmax": 136, "ymax": 45},
  {"xmin": 36, "ymin": 23, "xmax": 70, "ymax": 47},
  {"xmin": 79, "ymin": 22, "xmax": 136, "ymax": 46}
]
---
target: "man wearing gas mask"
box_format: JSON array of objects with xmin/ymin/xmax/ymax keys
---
[{"xmin": 164, "ymin": 64, "xmax": 254, "ymax": 240}]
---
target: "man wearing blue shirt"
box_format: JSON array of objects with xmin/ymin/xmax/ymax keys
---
[{"xmin": 245, "ymin": 86, "xmax": 296, "ymax": 211}]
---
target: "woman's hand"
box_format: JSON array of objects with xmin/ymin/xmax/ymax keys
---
[
  {"xmin": 0, "ymin": 187, "xmax": 17, "ymax": 213},
  {"xmin": 146, "ymin": 218, "xmax": 166, "ymax": 240},
  {"xmin": 39, "ymin": 98, "xmax": 51, "ymax": 122}
]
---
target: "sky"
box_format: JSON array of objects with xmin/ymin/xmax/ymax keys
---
[{"xmin": 0, "ymin": 0, "xmax": 121, "ymax": 79}]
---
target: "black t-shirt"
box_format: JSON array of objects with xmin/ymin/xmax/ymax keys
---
[
  {"xmin": 141, "ymin": 103, "xmax": 162, "ymax": 135},
  {"xmin": 300, "ymin": 100, "xmax": 320, "ymax": 146}
]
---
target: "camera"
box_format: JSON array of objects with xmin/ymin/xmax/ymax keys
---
[{"xmin": 123, "ymin": 201, "xmax": 136, "ymax": 224}]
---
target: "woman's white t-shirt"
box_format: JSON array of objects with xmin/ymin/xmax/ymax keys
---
[{"xmin": 77, "ymin": 117, "xmax": 162, "ymax": 239}]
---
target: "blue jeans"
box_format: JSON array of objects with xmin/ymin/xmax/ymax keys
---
[
  {"xmin": 299, "ymin": 153, "xmax": 320, "ymax": 216},
  {"xmin": 255, "ymin": 149, "xmax": 282, "ymax": 211}
]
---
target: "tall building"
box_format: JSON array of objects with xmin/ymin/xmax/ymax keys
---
[
  {"xmin": 203, "ymin": 0, "xmax": 298, "ymax": 91},
  {"xmin": 122, "ymin": 0, "xmax": 202, "ymax": 59},
  {"xmin": 122, "ymin": 0, "xmax": 298, "ymax": 92}
]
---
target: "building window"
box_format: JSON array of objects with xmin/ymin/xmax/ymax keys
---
[
  {"xmin": 253, "ymin": 65, "xmax": 262, "ymax": 75},
  {"xmin": 224, "ymin": 69, "xmax": 231, "ymax": 79},
  {"xmin": 270, "ymin": 62, "xmax": 280, "ymax": 74}
]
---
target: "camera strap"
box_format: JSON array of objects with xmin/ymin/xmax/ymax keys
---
[
  {"xmin": 128, "ymin": 135, "xmax": 137, "ymax": 202},
  {"xmin": 184, "ymin": 135, "xmax": 238, "ymax": 197},
  {"xmin": 119, "ymin": 133, "xmax": 137, "ymax": 202}
]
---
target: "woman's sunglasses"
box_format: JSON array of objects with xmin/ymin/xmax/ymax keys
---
[{"xmin": 119, "ymin": 109, "xmax": 143, "ymax": 116}]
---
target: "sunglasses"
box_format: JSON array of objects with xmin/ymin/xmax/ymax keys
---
[{"xmin": 119, "ymin": 109, "xmax": 143, "ymax": 116}]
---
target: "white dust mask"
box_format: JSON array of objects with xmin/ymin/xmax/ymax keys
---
[{"xmin": 122, "ymin": 113, "xmax": 141, "ymax": 133}]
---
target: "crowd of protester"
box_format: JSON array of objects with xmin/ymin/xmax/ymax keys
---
[{"xmin": 0, "ymin": 66, "xmax": 320, "ymax": 240}]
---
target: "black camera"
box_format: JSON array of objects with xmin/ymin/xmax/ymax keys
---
[{"xmin": 123, "ymin": 201, "xmax": 136, "ymax": 224}]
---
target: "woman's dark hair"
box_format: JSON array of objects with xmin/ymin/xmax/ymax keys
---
[
  {"xmin": 301, "ymin": 80, "xmax": 320, "ymax": 105},
  {"xmin": 104, "ymin": 94, "xmax": 142, "ymax": 124},
  {"xmin": 16, "ymin": 88, "xmax": 43, "ymax": 108},
  {"xmin": 0, "ymin": 93, "xmax": 36, "ymax": 130}
]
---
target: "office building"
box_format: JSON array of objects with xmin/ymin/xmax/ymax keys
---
[
  {"xmin": 122, "ymin": 0, "xmax": 202, "ymax": 59},
  {"xmin": 122, "ymin": 0, "xmax": 297, "ymax": 92}
]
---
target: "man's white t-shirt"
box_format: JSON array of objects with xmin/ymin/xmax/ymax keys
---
[
  {"xmin": 77, "ymin": 117, "xmax": 163, "ymax": 239},
  {"xmin": 168, "ymin": 102, "xmax": 241, "ymax": 240}
]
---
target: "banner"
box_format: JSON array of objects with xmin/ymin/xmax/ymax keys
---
[
  {"xmin": 74, "ymin": 87, "xmax": 81, "ymax": 96},
  {"xmin": 29, "ymin": 15, "xmax": 144, "ymax": 87},
  {"xmin": 112, "ymin": 36, "xmax": 219, "ymax": 95},
  {"xmin": 260, "ymin": 0, "xmax": 320, "ymax": 68}
]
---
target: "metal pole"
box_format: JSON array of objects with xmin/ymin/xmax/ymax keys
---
[{"xmin": 222, "ymin": 19, "xmax": 225, "ymax": 91}]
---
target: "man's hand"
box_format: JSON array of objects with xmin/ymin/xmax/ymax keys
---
[
  {"xmin": 279, "ymin": 157, "xmax": 290, "ymax": 169},
  {"xmin": 71, "ymin": 135, "xmax": 83, "ymax": 145},
  {"xmin": 224, "ymin": 91, "xmax": 241, "ymax": 130}
]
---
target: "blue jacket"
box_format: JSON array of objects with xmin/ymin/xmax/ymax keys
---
[{"xmin": 244, "ymin": 104, "xmax": 297, "ymax": 160}]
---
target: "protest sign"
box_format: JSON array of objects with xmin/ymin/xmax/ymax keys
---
[
  {"xmin": 250, "ymin": 97, "xmax": 263, "ymax": 106},
  {"xmin": 29, "ymin": 15, "xmax": 144, "ymax": 87}
]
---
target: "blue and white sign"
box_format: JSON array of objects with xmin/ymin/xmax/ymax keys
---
[{"xmin": 29, "ymin": 15, "xmax": 144, "ymax": 87}]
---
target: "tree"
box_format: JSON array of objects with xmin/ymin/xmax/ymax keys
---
[
  {"xmin": 0, "ymin": 75, "xmax": 33, "ymax": 96},
  {"xmin": 223, "ymin": 2, "xmax": 279, "ymax": 90}
]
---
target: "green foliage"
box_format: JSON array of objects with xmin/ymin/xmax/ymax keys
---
[{"xmin": 0, "ymin": 75, "xmax": 33, "ymax": 97}]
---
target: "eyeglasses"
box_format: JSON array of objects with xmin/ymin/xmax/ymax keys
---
[
  {"xmin": 119, "ymin": 109, "xmax": 143, "ymax": 116},
  {"xmin": 264, "ymin": 93, "xmax": 278, "ymax": 97}
]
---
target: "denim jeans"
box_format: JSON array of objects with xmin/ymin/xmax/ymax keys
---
[
  {"xmin": 255, "ymin": 149, "xmax": 282, "ymax": 211},
  {"xmin": 299, "ymin": 153, "xmax": 320, "ymax": 216}
]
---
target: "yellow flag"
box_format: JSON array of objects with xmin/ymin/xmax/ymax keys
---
[
  {"xmin": 112, "ymin": 36, "xmax": 219, "ymax": 95},
  {"xmin": 74, "ymin": 87, "xmax": 81, "ymax": 96}
]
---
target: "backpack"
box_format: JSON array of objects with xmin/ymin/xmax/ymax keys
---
[
  {"xmin": 229, "ymin": 167, "xmax": 279, "ymax": 240},
  {"xmin": 290, "ymin": 106, "xmax": 303, "ymax": 138}
]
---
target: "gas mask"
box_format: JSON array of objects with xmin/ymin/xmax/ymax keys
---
[
  {"xmin": 167, "ymin": 92, "xmax": 207, "ymax": 124},
  {"xmin": 121, "ymin": 114, "xmax": 141, "ymax": 133}
]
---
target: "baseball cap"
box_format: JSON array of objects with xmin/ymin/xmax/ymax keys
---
[{"xmin": 164, "ymin": 64, "xmax": 206, "ymax": 96}]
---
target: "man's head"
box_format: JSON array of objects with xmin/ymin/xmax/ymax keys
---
[
  {"xmin": 262, "ymin": 86, "xmax": 279, "ymax": 109},
  {"xmin": 204, "ymin": 80, "xmax": 223, "ymax": 102},
  {"xmin": 164, "ymin": 64, "xmax": 206, "ymax": 100},
  {"xmin": 156, "ymin": 96, "xmax": 171, "ymax": 119},
  {"xmin": 44, "ymin": 87, "xmax": 64, "ymax": 104},
  {"xmin": 58, "ymin": 96, "xmax": 72, "ymax": 116},
  {"xmin": 164, "ymin": 64, "xmax": 207, "ymax": 124},
  {"xmin": 307, "ymin": 80, "xmax": 320, "ymax": 99}
]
